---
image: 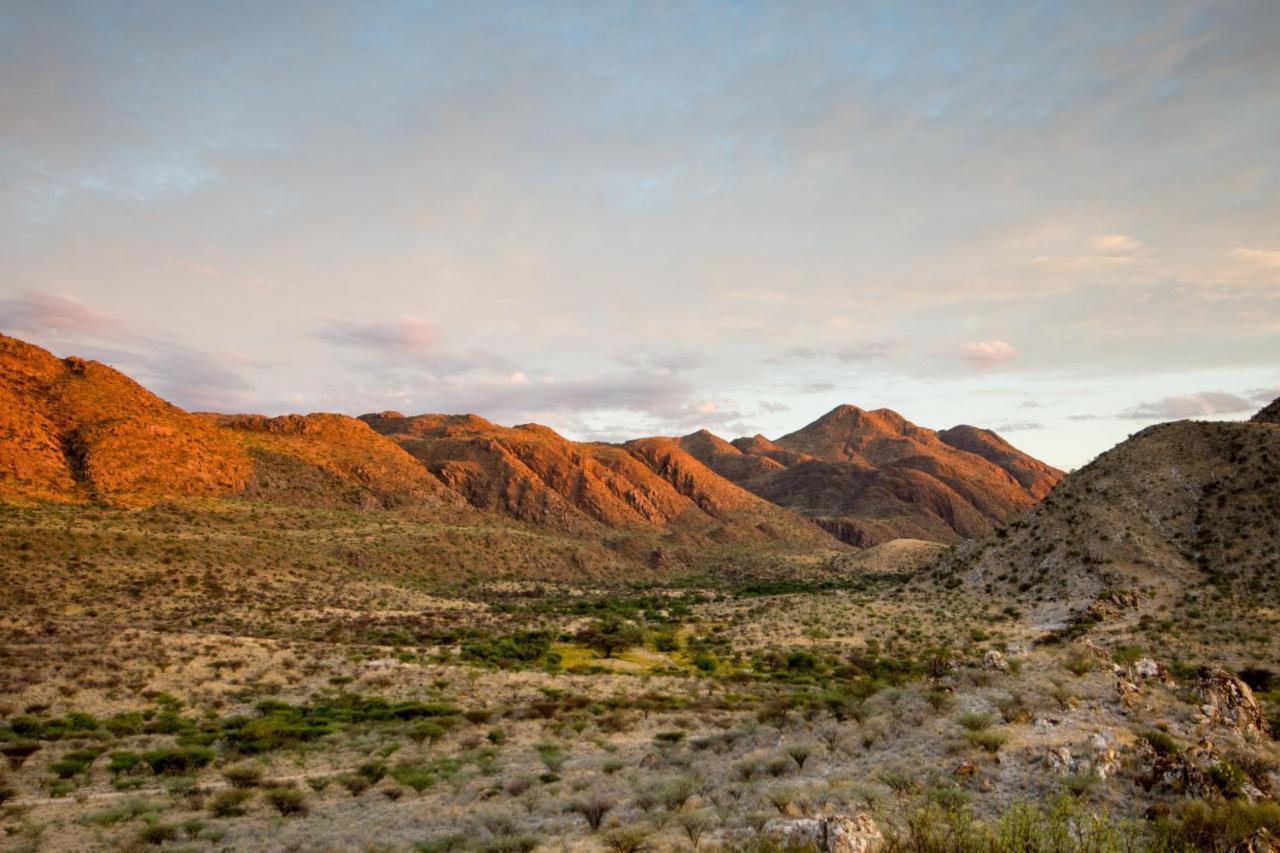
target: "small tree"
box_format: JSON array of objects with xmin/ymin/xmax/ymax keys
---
[
  {"xmin": 570, "ymin": 794, "xmax": 614, "ymax": 831},
  {"xmin": 577, "ymin": 619, "xmax": 645, "ymax": 659}
]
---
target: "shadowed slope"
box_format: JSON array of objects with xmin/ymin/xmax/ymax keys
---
[{"xmin": 927, "ymin": 409, "xmax": 1280, "ymax": 626}]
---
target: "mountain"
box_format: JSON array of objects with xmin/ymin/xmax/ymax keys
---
[
  {"xmin": 2, "ymin": 333, "xmax": 1063, "ymax": 560},
  {"xmin": 358, "ymin": 411, "xmax": 834, "ymax": 549},
  {"xmin": 0, "ymin": 334, "xmax": 250, "ymax": 505},
  {"xmin": 0, "ymin": 334, "xmax": 459, "ymax": 510},
  {"xmin": 677, "ymin": 404, "xmax": 1064, "ymax": 546},
  {"xmin": 928, "ymin": 397, "xmax": 1280, "ymax": 625}
]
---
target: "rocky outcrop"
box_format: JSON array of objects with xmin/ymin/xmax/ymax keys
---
[
  {"xmin": 1196, "ymin": 667, "xmax": 1270, "ymax": 737},
  {"xmin": 764, "ymin": 814, "xmax": 884, "ymax": 853}
]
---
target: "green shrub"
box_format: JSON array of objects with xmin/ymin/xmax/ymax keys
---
[
  {"xmin": 209, "ymin": 788, "xmax": 251, "ymax": 817},
  {"xmin": 1140, "ymin": 729, "xmax": 1179, "ymax": 756},
  {"xmin": 137, "ymin": 821, "xmax": 179, "ymax": 845},
  {"xmin": 222, "ymin": 763, "xmax": 264, "ymax": 789},
  {"xmin": 143, "ymin": 746, "xmax": 214, "ymax": 775},
  {"xmin": 957, "ymin": 712, "xmax": 995, "ymax": 732},
  {"xmin": 266, "ymin": 786, "xmax": 308, "ymax": 816}
]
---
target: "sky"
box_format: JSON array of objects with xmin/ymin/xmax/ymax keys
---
[{"xmin": 2, "ymin": 1, "xmax": 1278, "ymax": 470}]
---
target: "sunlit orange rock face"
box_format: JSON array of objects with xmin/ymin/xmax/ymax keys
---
[
  {"xmin": 1, "ymin": 333, "xmax": 1063, "ymax": 550},
  {"xmin": 0, "ymin": 334, "xmax": 250, "ymax": 504},
  {"xmin": 358, "ymin": 412, "xmax": 835, "ymax": 548},
  {"xmin": 676, "ymin": 404, "xmax": 1065, "ymax": 546}
]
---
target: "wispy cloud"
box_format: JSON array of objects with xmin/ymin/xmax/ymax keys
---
[
  {"xmin": 1119, "ymin": 391, "xmax": 1255, "ymax": 420},
  {"xmin": 317, "ymin": 317, "xmax": 438, "ymax": 355},
  {"xmin": 0, "ymin": 291, "xmax": 112, "ymax": 335},
  {"xmin": 1232, "ymin": 248, "xmax": 1280, "ymax": 268}
]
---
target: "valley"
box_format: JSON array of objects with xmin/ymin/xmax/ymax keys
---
[{"xmin": 0, "ymin": 335, "xmax": 1277, "ymax": 852}]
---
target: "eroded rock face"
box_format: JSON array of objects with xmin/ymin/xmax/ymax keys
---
[
  {"xmin": 764, "ymin": 814, "xmax": 884, "ymax": 853},
  {"xmin": 1197, "ymin": 667, "xmax": 1269, "ymax": 737}
]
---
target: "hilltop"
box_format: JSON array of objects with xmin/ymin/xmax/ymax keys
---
[{"xmin": 676, "ymin": 404, "xmax": 1063, "ymax": 546}]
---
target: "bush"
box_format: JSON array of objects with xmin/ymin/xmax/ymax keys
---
[
  {"xmin": 1140, "ymin": 729, "xmax": 1180, "ymax": 756},
  {"xmin": 965, "ymin": 729, "xmax": 1008, "ymax": 754},
  {"xmin": 222, "ymin": 763, "xmax": 264, "ymax": 789},
  {"xmin": 266, "ymin": 786, "xmax": 308, "ymax": 816},
  {"xmin": 137, "ymin": 821, "xmax": 179, "ymax": 845},
  {"xmin": 144, "ymin": 746, "xmax": 215, "ymax": 775},
  {"xmin": 570, "ymin": 794, "xmax": 614, "ymax": 831},
  {"xmin": 108, "ymin": 751, "xmax": 144, "ymax": 776},
  {"xmin": 391, "ymin": 763, "xmax": 436, "ymax": 793},
  {"xmin": 603, "ymin": 824, "xmax": 653, "ymax": 853},
  {"xmin": 957, "ymin": 712, "xmax": 995, "ymax": 732},
  {"xmin": 209, "ymin": 788, "xmax": 252, "ymax": 817}
]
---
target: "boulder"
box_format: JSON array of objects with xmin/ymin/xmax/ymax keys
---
[
  {"xmin": 982, "ymin": 650, "xmax": 1010, "ymax": 672},
  {"xmin": 1197, "ymin": 667, "xmax": 1269, "ymax": 737},
  {"xmin": 1045, "ymin": 746, "xmax": 1074, "ymax": 774}
]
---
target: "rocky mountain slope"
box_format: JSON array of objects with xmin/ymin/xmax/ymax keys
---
[
  {"xmin": 928, "ymin": 399, "xmax": 1280, "ymax": 627},
  {"xmin": 677, "ymin": 404, "xmax": 1063, "ymax": 546},
  {"xmin": 0, "ymin": 335, "xmax": 838, "ymax": 569},
  {"xmin": 359, "ymin": 411, "xmax": 834, "ymax": 549},
  {"xmin": 2, "ymin": 333, "xmax": 1067, "ymax": 559},
  {"xmin": 0, "ymin": 334, "xmax": 250, "ymax": 504}
]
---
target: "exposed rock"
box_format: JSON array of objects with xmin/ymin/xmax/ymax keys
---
[
  {"xmin": 1116, "ymin": 679, "xmax": 1142, "ymax": 707},
  {"xmin": 1230, "ymin": 828, "xmax": 1279, "ymax": 853},
  {"xmin": 764, "ymin": 815, "xmax": 884, "ymax": 853},
  {"xmin": 1045, "ymin": 747, "xmax": 1074, "ymax": 774},
  {"xmin": 982, "ymin": 650, "xmax": 1010, "ymax": 672},
  {"xmin": 1197, "ymin": 667, "xmax": 1269, "ymax": 737},
  {"xmin": 953, "ymin": 761, "xmax": 978, "ymax": 777}
]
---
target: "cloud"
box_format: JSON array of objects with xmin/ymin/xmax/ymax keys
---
[
  {"xmin": 1232, "ymin": 248, "xmax": 1280, "ymax": 269},
  {"xmin": 1249, "ymin": 385, "xmax": 1280, "ymax": 403},
  {"xmin": 616, "ymin": 350, "xmax": 708, "ymax": 373},
  {"xmin": 0, "ymin": 291, "xmax": 260, "ymax": 411},
  {"xmin": 1090, "ymin": 234, "xmax": 1143, "ymax": 254},
  {"xmin": 991, "ymin": 420, "xmax": 1043, "ymax": 432},
  {"xmin": 765, "ymin": 342, "xmax": 895, "ymax": 364},
  {"xmin": 759, "ymin": 400, "xmax": 790, "ymax": 414},
  {"xmin": 0, "ymin": 291, "xmax": 111, "ymax": 335},
  {"xmin": 961, "ymin": 339, "xmax": 1017, "ymax": 368},
  {"xmin": 1119, "ymin": 391, "xmax": 1255, "ymax": 420},
  {"xmin": 317, "ymin": 317, "xmax": 438, "ymax": 355}
]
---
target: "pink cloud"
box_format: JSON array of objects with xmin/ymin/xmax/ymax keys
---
[{"xmin": 961, "ymin": 339, "xmax": 1017, "ymax": 368}]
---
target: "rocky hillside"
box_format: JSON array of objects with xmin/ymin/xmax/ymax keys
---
[
  {"xmin": 677, "ymin": 404, "xmax": 1063, "ymax": 546},
  {"xmin": 359, "ymin": 411, "xmax": 835, "ymax": 549},
  {"xmin": 0, "ymin": 334, "xmax": 250, "ymax": 504},
  {"xmin": 216, "ymin": 413, "xmax": 466, "ymax": 510},
  {"xmin": 0, "ymin": 334, "xmax": 471, "ymax": 511},
  {"xmin": 928, "ymin": 399, "xmax": 1280, "ymax": 626}
]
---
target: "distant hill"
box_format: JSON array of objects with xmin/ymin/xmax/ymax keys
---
[
  {"xmin": 676, "ymin": 404, "xmax": 1063, "ymax": 546},
  {"xmin": 1, "ymin": 333, "xmax": 1066, "ymax": 563},
  {"xmin": 926, "ymin": 398, "xmax": 1280, "ymax": 625},
  {"xmin": 358, "ymin": 411, "xmax": 835, "ymax": 550}
]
